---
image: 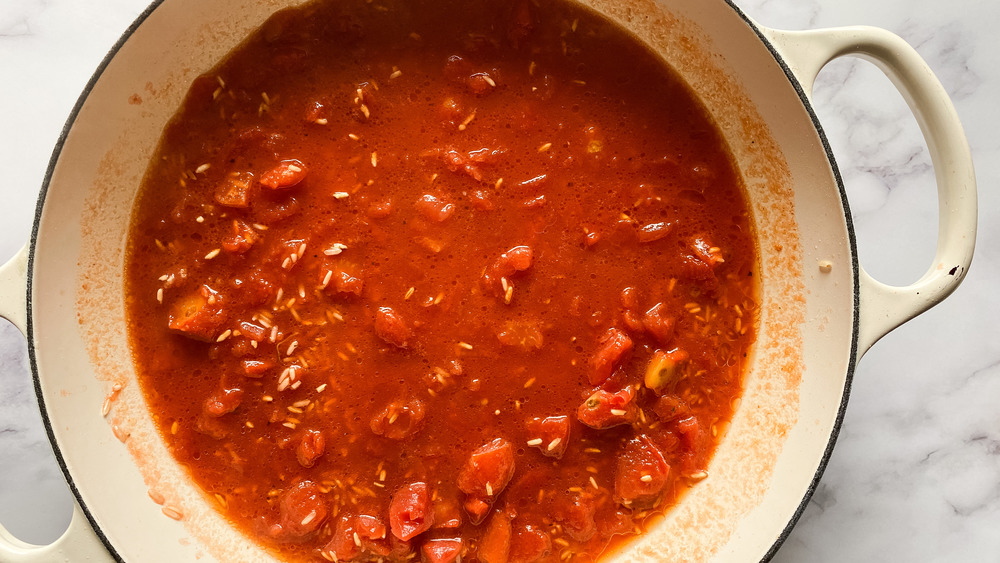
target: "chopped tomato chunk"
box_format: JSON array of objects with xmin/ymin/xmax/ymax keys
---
[
  {"xmin": 296, "ymin": 429, "xmax": 325, "ymax": 468},
  {"xmin": 167, "ymin": 285, "xmax": 226, "ymax": 342},
  {"xmin": 254, "ymin": 195, "xmax": 301, "ymax": 223},
  {"xmin": 304, "ymin": 99, "xmax": 330, "ymax": 124},
  {"xmin": 577, "ymin": 387, "xmax": 638, "ymax": 429},
  {"xmin": 240, "ymin": 358, "xmax": 273, "ymax": 377},
  {"xmin": 368, "ymin": 198, "xmax": 393, "ymax": 218},
  {"xmin": 268, "ymin": 481, "xmax": 328, "ymax": 542},
  {"xmin": 233, "ymin": 267, "xmax": 277, "ymax": 307},
  {"xmin": 415, "ymin": 194, "xmax": 456, "ymax": 222},
  {"xmin": 260, "ymin": 159, "xmax": 307, "ymax": 189},
  {"xmin": 214, "ymin": 172, "xmax": 255, "ymax": 208},
  {"xmin": 524, "ymin": 415, "xmax": 570, "ymax": 458},
  {"xmin": 238, "ymin": 321, "xmax": 268, "ymax": 342},
  {"xmin": 462, "ymin": 497, "xmax": 490, "ymax": 526},
  {"xmin": 594, "ymin": 501, "xmax": 634, "ymax": 539},
  {"xmin": 509, "ymin": 524, "xmax": 552, "ymax": 563},
  {"xmin": 439, "ymin": 96, "xmax": 464, "ymax": 126},
  {"xmin": 467, "ymin": 72, "xmax": 498, "ymax": 95},
  {"xmin": 477, "ymin": 510, "xmax": 512, "ymax": 563},
  {"xmin": 651, "ymin": 395, "xmax": 692, "ymax": 422},
  {"xmin": 637, "ymin": 221, "xmax": 673, "ymax": 243},
  {"xmin": 422, "ymin": 538, "xmax": 463, "ymax": 563},
  {"xmin": 204, "ymin": 387, "xmax": 243, "ymax": 417},
  {"xmin": 496, "ymin": 319, "xmax": 544, "ymax": 350},
  {"xmin": 375, "ymin": 306, "xmax": 411, "ymax": 348},
  {"xmin": 469, "ymin": 189, "xmax": 495, "ymax": 210},
  {"xmin": 642, "ymin": 302, "xmax": 676, "ymax": 345},
  {"xmin": 483, "ymin": 245, "xmax": 534, "ymax": 296},
  {"xmin": 370, "ymin": 398, "xmax": 426, "ymax": 439},
  {"xmin": 619, "ymin": 287, "xmax": 640, "ymax": 310},
  {"xmin": 421, "ymin": 145, "xmax": 504, "ymax": 181},
  {"xmin": 589, "ymin": 327, "xmax": 633, "ymax": 385},
  {"xmin": 552, "ymin": 492, "xmax": 598, "ymax": 542},
  {"xmin": 322, "ymin": 514, "xmax": 360, "ymax": 561},
  {"xmin": 389, "ymin": 482, "xmax": 435, "ymax": 541},
  {"xmin": 691, "ymin": 236, "xmax": 725, "ymax": 267},
  {"xmin": 431, "ymin": 495, "xmax": 463, "ymax": 529},
  {"xmin": 323, "ymin": 512, "xmax": 390, "ymax": 561},
  {"xmin": 677, "ymin": 415, "xmax": 701, "ymax": 450},
  {"xmin": 457, "ymin": 438, "xmax": 515, "ymax": 524},
  {"xmin": 615, "ymin": 436, "xmax": 670, "ymax": 509},
  {"xmin": 322, "ymin": 262, "xmax": 364, "ymax": 297},
  {"xmin": 221, "ymin": 219, "xmax": 260, "ymax": 255}
]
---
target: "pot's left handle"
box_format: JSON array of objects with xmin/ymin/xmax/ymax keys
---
[
  {"xmin": 0, "ymin": 505, "xmax": 113, "ymax": 562},
  {"xmin": 0, "ymin": 244, "xmax": 29, "ymax": 334},
  {"xmin": 0, "ymin": 245, "xmax": 112, "ymax": 562}
]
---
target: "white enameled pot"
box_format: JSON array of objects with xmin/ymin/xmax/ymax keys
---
[{"xmin": 0, "ymin": 0, "xmax": 976, "ymax": 561}]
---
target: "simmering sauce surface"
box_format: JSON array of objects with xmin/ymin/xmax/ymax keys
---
[{"xmin": 125, "ymin": 0, "xmax": 758, "ymax": 561}]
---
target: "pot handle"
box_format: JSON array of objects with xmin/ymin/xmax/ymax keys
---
[
  {"xmin": 0, "ymin": 246, "xmax": 113, "ymax": 561},
  {"xmin": 0, "ymin": 244, "xmax": 29, "ymax": 334},
  {"xmin": 762, "ymin": 26, "xmax": 977, "ymax": 355},
  {"xmin": 0, "ymin": 504, "xmax": 112, "ymax": 562}
]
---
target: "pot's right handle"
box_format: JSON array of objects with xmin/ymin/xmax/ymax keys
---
[
  {"xmin": 0, "ymin": 245, "xmax": 112, "ymax": 562},
  {"xmin": 762, "ymin": 26, "xmax": 977, "ymax": 356}
]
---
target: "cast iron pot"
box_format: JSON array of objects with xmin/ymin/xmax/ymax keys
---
[{"xmin": 0, "ymin": 0, "xmax": 976, "ymax": 561}]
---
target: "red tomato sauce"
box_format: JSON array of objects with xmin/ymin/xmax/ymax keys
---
[{"xmin": 124, "ymin": 0, "xmax": 759, "ymax": 561}]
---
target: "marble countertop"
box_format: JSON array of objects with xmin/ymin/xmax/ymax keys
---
[{"xmin": 1, "ymin": 0, "xmax": 997, "ymax": 561}]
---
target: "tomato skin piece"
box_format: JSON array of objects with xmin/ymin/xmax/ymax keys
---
[
  {"xmin": 457, "ymin": 438, "xmax": 516, "ymax": 524},
  {"xmin": 370, "ymin": 398, "xmax": 426, "ymax": 439},
  {"xmin": 614, "ymin": 436, "xmax": 670, "ymax": 509},
  {"xmin": 389, "ymin": 482, "xmax": 435, "ymax": 541},
  {"xmin": 203, "ymin": 387, "xmax": 243, "ymax": 417},
  {"xmin": 260, "ymin": 159, "xmax": 307, "ymax": 189},
  {"xmin": 422, "ymin": 538, "xmax": 463, "ymax": 563},
  {"xmin": 589, "ymin": 328, "xmax": 633, "ymax": 385}
]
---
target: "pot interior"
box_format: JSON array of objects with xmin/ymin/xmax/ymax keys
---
[{"xmin": 29, "ymin": 0, "xmax": 855, "ymax": 560}]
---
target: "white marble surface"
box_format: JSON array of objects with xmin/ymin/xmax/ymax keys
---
[{"xmin": 0, "ymin": 0, "xmax": 997, "ymax": 560}]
